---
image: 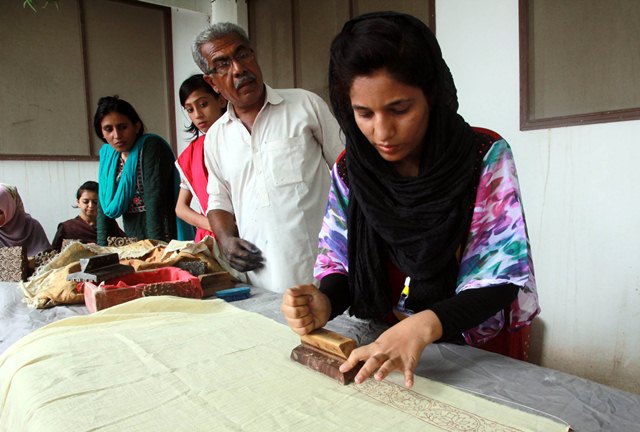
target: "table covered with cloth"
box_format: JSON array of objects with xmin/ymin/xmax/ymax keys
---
[{"xmin": 1, "ymin": 282, "xmax": 639, "ymax": 431}]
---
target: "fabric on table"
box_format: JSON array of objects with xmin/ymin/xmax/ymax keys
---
[
  {"xmin": 19, "ymin": 238, "xmax": 241, "ymax": 309},
  {"xmin": 18, "ymin": 240, "xmax": 158, "ymax": 308},
  {"xmin": 0, "ymin": 296, "xmax": 569, "ymax": 432}
]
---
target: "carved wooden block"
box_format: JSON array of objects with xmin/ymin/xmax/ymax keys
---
[
  {"xmin": 34, "ymin": 249, "xmax": 57, "ymax": 268},
  {"xmin": 0, "ymin": 246, "xmax": 27, "ymax": 282},
  {"xmin": 90, "ymin": 286, "xmax": 141, "ymax": 312},
  {"xmin": 290, "ymin": 344, "xmax": 362, "ymax": 385},
  {"xmin": 198, "ymin": 271, "xmax": 233, "ymax": 298},
  {"xmin": 142, "ymin": 281, "xmax": 201, "ymax": 298},
  {"xmin": 67, "ymin": 253, "xmax": 134, "ymax": 283},
  {"xmin": 107, "ymin": 236, "xmax": 138, "ymax": 247},
  {"xmin": 175, "ymin": 260, "xmax": 207, "ymax": 276},
  {"xmin": 61, "ymin": 238, "xmax": 80, "ymax": 250}
]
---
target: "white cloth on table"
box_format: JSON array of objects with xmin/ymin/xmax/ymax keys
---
[{"xmin": 0, "ymin": 297, "xmax": 570, "ymax": 432}]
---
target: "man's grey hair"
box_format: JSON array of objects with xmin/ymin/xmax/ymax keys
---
[{"xmin": 192, "ymin": 22, "xmax": 251, "ymax": 74}]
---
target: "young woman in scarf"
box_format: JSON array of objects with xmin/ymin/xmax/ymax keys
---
[
  {"xmin": 95, "ymin": 96, "xmax": 192, "ymax": 245},
  {"xmin": 281, "ymin": 12, "xmax": 539, "ymax": 388},
  {"xmin": 51, "ymin": 181, "xmax": 124, "ymax": 251},
  {"xmin": 0, "ymin": 183, "xmax": 51, "ymax": 257},
  {"xmin": 175, "ymin": 74, "xmax": 226, "ymax": 242}
]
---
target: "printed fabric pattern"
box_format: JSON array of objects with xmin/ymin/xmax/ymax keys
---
[{"xmin": 314, "ymin": 138, "xmax": 539, "ymax": 346}]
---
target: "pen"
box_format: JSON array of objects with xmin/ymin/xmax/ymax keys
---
[{"xmin": 397, "ymin": 276, "xmax": 410, "ymax": 310}]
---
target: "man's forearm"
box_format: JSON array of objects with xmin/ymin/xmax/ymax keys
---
[{"xmin": 207, "ymin": 209, "xmax": 237, "ymax": 241}]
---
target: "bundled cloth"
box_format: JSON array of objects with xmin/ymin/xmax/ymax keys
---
[{"xmin": 20, "ymin": 237, "xmax": 245, "ymax": 309}]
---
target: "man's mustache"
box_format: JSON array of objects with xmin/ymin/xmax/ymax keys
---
[{"xmin": 234, "ymin": 73, "xmax": 256, "ymax": 90}]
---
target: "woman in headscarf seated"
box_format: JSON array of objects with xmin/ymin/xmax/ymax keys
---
[
  {"xmin": 281, "ymin": 12, "xmax": 539, "ymax": 388},
  {"xmin": 94, "ymin": 95, "xmax": 192, "ymax": 245},
  {"xmin": 51, "ymin": 181, "xmax": 124, "ymax": 251},
  {"xmin": 0, "ymin": 183, "xmax": 51, "ymax": 257}
]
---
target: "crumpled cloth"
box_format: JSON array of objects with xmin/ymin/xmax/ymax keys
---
[{"xmin": 19, "ymin": 236, "xmax": 245, "ymax": 309}]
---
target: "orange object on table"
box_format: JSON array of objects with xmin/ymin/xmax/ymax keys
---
[{"xmin": 81, "ymin": 267, "xmax": 202, "ymax": 313}]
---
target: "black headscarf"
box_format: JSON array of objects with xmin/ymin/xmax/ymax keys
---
[{"xmin": 329, "ymin": 12, "xmax": 477, "ymax": 318}]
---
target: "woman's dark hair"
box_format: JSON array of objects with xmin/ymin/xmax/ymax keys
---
[
  {"xmin": 76, "ymin": 181, "xmax": 98, "ymax": 200},
  {"xmin": 329, "ymin": 13, "xmax": 454, "ymax": 132},
  {"xmin": 93, "ymin": 95, "xmax": 145, "ymax": 141},
  {"xmin": 179, "ymin": 74, "xmax": 224, "ymax": 140},
  {"xmin": 73, "ymin": 180, "xmax": 98, "ymax": 208}
]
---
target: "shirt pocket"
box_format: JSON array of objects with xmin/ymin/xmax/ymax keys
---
[{"xmin": 263, "ymin": 132, "xmax": 311, "ymax": 187}]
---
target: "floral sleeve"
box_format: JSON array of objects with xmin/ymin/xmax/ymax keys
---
[
  {"xmin": 314, "ymin": 160, "xmax": 350, "ymax": 279},
  {"xmin": 457, "ymin": 139, "xmax": 540, "ymax": 344}
]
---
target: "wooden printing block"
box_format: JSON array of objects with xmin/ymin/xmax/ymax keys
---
[
  {"xmin": 291, "ymin": 328, "xmax": 363, "ymax": 385},
  {"xmin": 91, "ymin": 286, "xmax": 142, "ymax": 312},
  {"xmin": 67, "ymin": 253, "xmax": 134, "ymax": 283},
  {"xmin": 80, "ymin": 253, "xmax": 119, "ymax": 272},
  {"xmin": 175, "ymin": 260, "xmax": 207, "ymax": 276},
  {"xmin": 198, "ymin": 271, "xmax": 233, "ymax": 298},
  {"xmin": 106, "ymin": 236, "xmax": 138, "ymax": 247},
  {"xmin": 0, "ymin": 246, "xmax": 28, "ymax": 282},
  {"xmin": 142, "ymin": 281, "xmax": 201, "ymax": 298},
  {"xmin": 60, "ymin": 238, "xmax": 80, "ymax": 251},
  {"xmin": 290, "ymin": 344, "xmax": 362, "ymax": 385}
]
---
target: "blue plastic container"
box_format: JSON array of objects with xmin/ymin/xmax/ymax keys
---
[{"xmin": 216, "ymin": 286, "xmax": 251, "ymax": 302}]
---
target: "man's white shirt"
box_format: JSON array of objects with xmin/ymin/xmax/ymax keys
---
[{"xmin": 204, "ymin": 85, "xmax": 344, "ymax": 293}]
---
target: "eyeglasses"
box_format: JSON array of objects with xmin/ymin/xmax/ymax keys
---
[{"xmin": 208, "ymin": 48, "xmax": 255, "ymax": 77}]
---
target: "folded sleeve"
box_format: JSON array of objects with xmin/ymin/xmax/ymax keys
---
[
  {"xmin": 456, "ymin": 139, "xmax": 540, "ymax": 345},
  {"xmin": 314, "ymin": 159, "xmax": 349, "ymax": 280}
]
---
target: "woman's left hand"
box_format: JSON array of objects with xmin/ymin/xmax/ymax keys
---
[{"xmin": 339, "ymin": 310, "xmax": 443, "ymax": 388}]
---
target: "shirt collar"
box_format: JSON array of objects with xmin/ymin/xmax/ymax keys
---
[{"xmin": 223, "ymin": 84, "xmax": 284, "ymax": 124}]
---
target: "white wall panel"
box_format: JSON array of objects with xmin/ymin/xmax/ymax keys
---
[{"xmin": 438, "ymin": 0, "xmax": 640, "ymax": 393}]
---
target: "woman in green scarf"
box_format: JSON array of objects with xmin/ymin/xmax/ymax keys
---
[{"xmin": 95, "ymin": 96, "xmax": 193, "ymax": 245}]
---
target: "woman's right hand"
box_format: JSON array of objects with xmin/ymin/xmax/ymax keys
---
[{"xmin": 281, "ymin": 284, "xmax": 331, "ymax": 335}]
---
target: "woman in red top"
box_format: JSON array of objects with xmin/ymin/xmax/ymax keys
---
[{"xmin": 175, "ymin": 74, "xmax": 226, "ymax": 241}]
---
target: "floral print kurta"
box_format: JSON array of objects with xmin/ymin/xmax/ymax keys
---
[{"xmin": 314, "ymin": 132, "xmax": 540, "ymax": 345}]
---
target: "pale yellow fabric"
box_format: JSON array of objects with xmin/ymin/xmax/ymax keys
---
[{"xmin": 0, "ymin": 298, "xmax": 569, "ymax": 432}]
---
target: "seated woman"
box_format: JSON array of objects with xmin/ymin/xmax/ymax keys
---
[
  {"xmin": 95, "ymin": 96, "xmax": 192, "ymax": 245},
  {"xmin": 0, "ymin": 183, "xmax": 51, "ymax": 256},
  {"xmin": 281, "ymin": 12, "xmax": 539, "ymax": 388},
  {"xmin": 175, "ymin": 74, "xmax": 226, "ymax": 242},
  {"xmin": 51, "ymin": 181, "xmax": 124, "ymax": 251}
]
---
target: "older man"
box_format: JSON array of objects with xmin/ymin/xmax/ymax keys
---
[{"xmin": 192, "ymin": 23, "xmax": 343, "ymax": 293}]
